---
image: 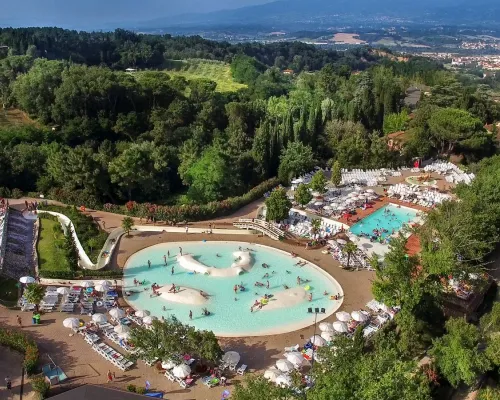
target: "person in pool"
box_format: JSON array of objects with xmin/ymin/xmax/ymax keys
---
[{"xmin": 263, "ymin": 273, "xmax": 270, "ymax": 279}]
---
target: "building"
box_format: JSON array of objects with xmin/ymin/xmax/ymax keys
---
[
  {"xmin": 48, "ymin": 384, "xmax": 163, "ymax": 399},
  {"xmin": 283, "ymin": 69, "xmax": 294, "ymax": 75}
]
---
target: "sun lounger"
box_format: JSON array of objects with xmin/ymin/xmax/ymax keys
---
[
  {"xmin": 164, "ymin": 371, "xmax": 175, "ymax": 381},
  {"xmin": 237, "ymin": 364, "xmax": 247, "ymax": 375},
  {"xmin": 284, "ymin": 344, "xmax": 299, "ymax": 352}
]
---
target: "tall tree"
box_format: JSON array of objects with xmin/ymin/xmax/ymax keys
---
[
  {"xmin": 331, "ymin": 160, "xmax": 342, "ymax": 186},
  {"xmin": 278, "ymin": 141, "xmax": 315, "ymax": 184},
  {"xmin": 23, "ymin": 283, "xmax": 46, "ymax": 312},
  {"xmin": 294, "ymin": 183, "xmax": 312, "ymax": 208},
  {"xmin": 309, "ymin": 170, "xmax": 327, "ymax": 194},
  {"xmin": 265, "ymin": 188, "xmax": 291, "ymax": 222}
]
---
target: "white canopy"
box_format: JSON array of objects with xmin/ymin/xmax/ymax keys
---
[
  {"xmin": 143, "ymin": 316, "xmax": 157, "ymax": 325},
  {"xmin": 19, "ymin": 276, "xmax": 35, "ymax": 284},
  {"xmin": 56, "ymin": 287, "xmax": 70, "ymax": 295},
  {"xmin": 114, "ymin": 324, "xmax": 130, "ymax": 334},
  {"xmin": 135, "ymin": 310, "xmax": 150, "ymax": 318},
  {"xmin": 333, "ymin": 321, "xmax": 349, "ymax": 333},
  {"xmin": 118, "ymin": 331, "xmax": 131, "ymax": 340},
  {"xmin": 351, "ymin": 311, "xmax": 369, "ymax": 322},
  {"xmin": 285, "ymin": 352, "xmax": 304, "ymax": 366},
  {"xmin": 264, "ymin": 368, "xmax": 281, "ymax": 382},
  {"xmin": 366, "ymin": 189, "xmax": 375, "ymax": 193},
  {"xmin": 276, "ymin": 374, "xmax": 292, "ymax": 387},
  {"xmin": 63, "ymin": 318, "xmax": 80, "ymax": 329},
  {"xmin": 310, "ymin": 335, "xmax": 327, "ymax": 347},
  {"xmin": 222, "ymin": 351, "xmax": 240, "ymax": 365},
  {"xmin": 172, "ymin": 364, "xmax": 191, "ymax": 378},
  {"xmin": 109, "ymin": 307, "xmax": 125, "ymax": 319},
  {"xmin": 276, "ymin": 359, "xmax": 294, "ymax": 373},
  {"xmin": 91, "ymin": 313, "xmax": 107, "ymax": 323},
  {"xmin": 162, "ymin": 359, "xmax": 176, "ymax": 370},
  {"xmin": 318, "ymin": 322, "xmax": 333, "ymax": 332},
  {"xmin": 99, "ymin": 280, "xmax": 112, "ymax": 286},
  {"xmin": 321, "ymin": 331, "xmax": 335, "ymax": 342},
  {"xmin": 94, "ymin": 283, "xmax": 109, "ymax": 293},
  {"xmin": 323, "ymin": 205, "xmax": 332, "ymax": 210},
  {"xmin": 81, "ymin": 281, "xmax": 94, "ymax": 288},
  {"xmin": 314, "ymin": 201, "xmax": 324, "ymax": 206},
  {"xmin": 336, "ymin": 239, "xmax": 347, "ymax": 245},
  {"xmin": 335, "ymin": 311, "xmax": 351, "ymax": 322}
]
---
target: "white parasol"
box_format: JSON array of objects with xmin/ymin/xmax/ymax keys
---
[
  {"xmin": 143, "ymin": 316, "xmax": 157, "ymax": 325},
  {"xmin": 81, "ymin": 281, "xmax": 94, "ymax": 288},
  {"xmin": 19, "ymin": 276, "xmax": 35, "ymax": 284},
  {"xmin": 264, "ymin": 368, "xmax": 281, "ymax": 382},
  {"xmin": 114, "ymin": 324, "xmax": 130, "ymax": 334},
  {"xmin": 314, "ymin": 201, "xmax": 324, "ymax": 206},
  {"xmin": 310, "ymin": 335, "xmax": 327, "ymax": 347},
  {"xmin": 276, "ymin": 359, "xmax": 294, "ymax": 373},
  {"xmin": 118, "ymin": 331, "xmax": 131, "ymax": 340},
  {"xmin": 63, "ymin": 318, "xmax": 80, "ymax": 329},
  {"xmin": 323, "ymin": 205, "xmax": 332, "ymax": 210},
  {"xmin": 94, "ymin": 283, "xmax": 109, "ymax": 293},
  {"xmin": 222, "ymin": 351, "xmax": 241, "ymax": 365},
  {"xmin": 332, "ymin": 321, "xmax": 349, "ymax": 333},
  {"xmin": 335, "ymin": 311, "xmax": 351, "ymax": 322},
  {"xmin": 285, "ymin": 352, "xmax": 304, "ymax": 366},
  {"xmin": 161, "ymin": 359, "xmax": 176, "ymax": 370},
  {"xmin": 135, "ymin": 310, "xmax": 150, "ymax": 318},
  {"xmin": 336, "ymin": 239, "xmax": 347, "ymax": 245},
  {"xmin": 91, "ymin": 313, "xmax": 107, "ymax": 323},
  {"xmin": 321, "ymin": 331, "xmax": 334, "ymax": 342},
  {"xmin": 56, "ymin": 287, "xmax": 70, "ymax": 295},
  {"xmin": 99, "ymin": 280, "xmax": 112, "ymax": 286},
  {"xmin": 351, "ymin": 311, "xmax": 369, "ymax": 322},
  {"xmin": 366, "ymin": 189, "xmax": 375, "ymax": 193},
  {"xmin": 276, "ymin": 374, "xmax": 292, "ymax": 387},
  {"xmin": 318, "ymin": 322, "xmax": 333, "ymax": 332},
  {"xmin": 172, "ymin": 364, "xmax": 191, "ymax": 378},
  {"xmin": 109, "ymin": 307, "xmax": 125, "ymax": 319}
]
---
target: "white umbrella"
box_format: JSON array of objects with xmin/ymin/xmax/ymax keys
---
[
  {"xmin": 336, "ymin": 239, "xmax": 347, "ymax": 245},
  {"xmin": 222, "ymin": 351, "xmax": 241, "ymax": 365},
  {"xmin": 310, "ymin": 335, "xmax": 326, "ymax": 347},
  {"xmin": 318, "ymin": 322, "xmax": 333, "ymax": 332},
  {"xmin": 162, "ymin": 359, "xmax": 176, "ymax": 370},
  {"xmin": 321, "ymin": 331, "xmax": 334, "ymax": 342},
  {"xmin": 99, "ymin": 280, "xmax": 112, "ymax": 286},
  {"xmin": 323, "ymin": 205, "xmax": 332, "ymax": 210},
  {"xmin": 118, "ymin": 331, "xmax": 131, "ymax": 340},
  {"xmin": 143, "ymin": 316, "xmax": 157, "ymax": 325},
  {"xmin": 311, "ymin": 191, "xmax": 321, "ymax": 197},
  {"xmin": 56, "ymin": 287, "xmax": 70, "ymax": 295},
  {"xmin": 92, "ymin": 313, "xmax": 107, "ymax": 323},
  {"xmin": 314, "ymin": 201, "xmax": 324, "ymax": 206},
  {"xmin": 264, "ymin": 368, "xmax": 281, "ymax": 382},
  {"xmin": 336, "ymin": 311, "xmax": 351, "ymax": 322},
  {"xmin": 351, "ymin": 311, "xmax": 369, "ymax": 322},
  {"xmin": 333, "ymin": 321, "xmax": 349, "ymax": 333},
  {"xmin": 276, "ymin": 359, "xmax": 294, "ymax": 373},
  {"xmin": 135, "ymin": 310, "xmax": 150, "ymax": 318},
  {"xmin": 94, "ymin": 283, "xmax": 109, "ymax": 293},
  {"xmin": 348, "ymin": 192, "xmax": 358, "ymax": 197},
  {"xmin": 286, "ymin": 352, "xmax": 304, "ymax": 366},
  {"xmin": 172, "ymin": 364, "xmax": 191, "ymax": 378},
  {"xmin": 366, "ymin": 189, "xmax": 375, "ymax": 193},
  {"xmin": 19, "ymin": 276, "xmax": 35, "ymax": 284},
  {"xmin": 276, "ymin": 374, "xmax": 292, "ymax": 387},
  {"xmin": 81, "ymin": 281, "xmax": 94, "ymax": 288},
  {"xmin": 114, "ymin": 324, "xmax": 130, "ymax": 334},
  {"xmin": 63, "ymin": 318, "xmax": 80, "ymax": 329},
  {"xmin": 109, "ymin": 307, "xmax": 125, "ymax": 319}
]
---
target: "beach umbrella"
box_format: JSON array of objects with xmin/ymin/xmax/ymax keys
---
[
  {"xmin": 94, "ymin": 283, "xmax": 109, "ymax": 293},
  {"xmin": 56, "ymin": 287, "xmax": 70, "ymax": 295},
  {"xmin": 323, "ymin": 205, "xmax": 332, "ymax": 210},
  {"xmin": 276, "ymin": 359, "xmax": 294, "ymax": 373},
  {"xmin": 143, "ymin": 316, "xmax": 157, "ymax": 325},
  {"xmin": 276, "ymin": 374, "xmax": 292, "ymax": 387},
  {"xmin": 109, "ymin": 307, "xmax": 125, "ymax": 319},
  {"xmin": 310, "ymin": 335, "xmax": 327, "ymax": 347},
  {"xmin": 118, "ymin": 331, "xmax": 131, "ymax": 340},
  {"xmin": 336, "ymin": 311, "xmax": 350, "ymax": 321},
  {"xmin": 351, "ymin": 311, "xmax": 369, "ymax": 322},
  {"xmin": 311, "ymin": 191, "xmax": 321, "ymax": 197},
  {"xmin": 264, "ymin": 368, "xmax": 281, "ymax": 382},
  {"xmin": 19, "ymin": 276, "xmax": 35, "ymax": 284},
  {"xmin": 318, "ymin": 322, "xmax": 333, "ymax": 332},
  {"xmin": 333, "ymin": 321, "xmax": 349, "ymax": 333},
  {"xmin": 135, "ymin": 310, "xmax": 150, "ymax": 318},
  {"xmin": 161, "ymin": 359, "xmax": 176, "ymax": 369},
  {"xmin": 81, "ymin": 281, "xmax": 94, "ymax": 288},
  {"xmin": 222, "ymin": 351, "xmax": 240, "ymax": 365},
  {"xmin": 99, "ymin": 280, "xmax": 112, "ymax": 287},
  {"xmin": 63, "ymin": 318, "xmax": 80, "ymax": 329},
  {"xmin": 286, "ymin": 352, "xmax": 305, "ymax": 366},
  {"xmin": 92, "ymin": 313, "xmax": 107, "ymax": 323},
  {"xmin": 321, "ymin": 331, "xmax": 335, "ymax": 342},
  {"xmin": 314, "ymin": 201, "xmax": 324, "ymax": 206},
  {"xmin": 366, "ymin": 189, "xmax": 375, "ymax": 193},
  {"xmin": 172, "ymin": 364, "xmax": 191, "ymax": 378},
  {"xmin": 336, "ymin": 239, "xmax": 347, "ymax": 245},
  {"xmin": 114, "ymin": 324, "xmax": 130, "ymax": 334}
]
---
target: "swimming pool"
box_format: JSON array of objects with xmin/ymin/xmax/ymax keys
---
[
  {"xmin": 123, "ymin": 241, "xmax": 342, "ymax": 336},
  {"xmin": 349, "ymin": 204, "xmax": 418, "ymax": 240}
]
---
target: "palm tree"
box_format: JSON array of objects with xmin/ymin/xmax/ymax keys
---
[
  {"xmin": 311, "ymin": 219, "xmax": 321, "ymax": 236},
  {"xmin": 343, "ymin": 241, "xmax": 359, "ymax": 270},
  {"xmin": 23, "ymin": 283, "xmax": 46, "ymax": 312}
]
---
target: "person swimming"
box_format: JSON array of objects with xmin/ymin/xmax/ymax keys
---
[
  {"xmin": 216, "ymin": 254, "xmax": 221, "ymax": 257},
  {"xmin": 263, "ymin": 273, "xmax": 270, "ymax": 279}
]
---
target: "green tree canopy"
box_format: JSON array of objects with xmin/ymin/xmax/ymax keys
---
[
  {"xmin": 309, "ymin": 170, "xmax": 327, "ymax": 194},
  {"xmin": 23, "ymin": 283, "xmax": 46, "ymax": 312},
  {"xmin": 278, "ymin": 141, "xmax": 315, "ymax": 184},
  {"xmin": 265, "ymin": 187, "xmax": 292, "ymax": 222},
  {"xmin": 294, "ymin": 183, "xmax": 312, "ymax": 208},
  {"xmin": 331, "ymin": 160, "xmax": 341, "ymax": 186}
]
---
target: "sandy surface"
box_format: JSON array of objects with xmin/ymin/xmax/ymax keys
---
[
  {"xmin": 331, "ymin": 33, "xmax": 367, "ymax": 44},
  {"xmin": 157, "ymin": 285, "xmax": 208, "ymax": 305},
  {"xmin": 257, "ymin": 287, "xmax": 308, "ymax": 311},
  {"xmin": 176, "ymin": 251, "xmax": 252, "ymax": 277}
]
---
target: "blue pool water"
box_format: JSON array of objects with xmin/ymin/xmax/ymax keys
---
[
  {"xmin": 123, "ymin": 241, "xmax": 341, "ymax": 336},
  {"xmin": 349, "ymin": 204, "xmax": 418, "ymax": 239}
]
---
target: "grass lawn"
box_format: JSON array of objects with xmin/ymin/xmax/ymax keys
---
[
  {"xmin": 0, "ymin": 108, "xmax": 37, "ymax": 129},
  {"xmin": 153, "ymin": 59, "xmax": 247, "ymax": 93},
  {"xmin": 37, "ymin": 218, "xmax": 71, "ymax": 272},
  {"xmin": 0, "ymin": 276, "xmax": 19, "ymax": 304}
]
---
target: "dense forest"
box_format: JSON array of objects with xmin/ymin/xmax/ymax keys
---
[{"xmin": 0, "ymin": 27, "xmax": 499, "ymax": 208}]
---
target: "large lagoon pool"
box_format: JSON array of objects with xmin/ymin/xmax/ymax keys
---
[
  {"xmin": 123, "ymin": 241, "xmax": 342, "ymax": 336},
  {"xmin": 349, "ymin": 203, "xmax": 419, "ymax": 240}
]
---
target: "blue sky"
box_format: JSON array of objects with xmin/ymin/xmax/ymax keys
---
[{"xmin": 0, "ymin": 0, "xmax": 273, "ymax": 28}]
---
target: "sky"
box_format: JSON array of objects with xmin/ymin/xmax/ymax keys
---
[{"xmin": 0, "ymin": 0, "xmax": 273, "ymax": 29}]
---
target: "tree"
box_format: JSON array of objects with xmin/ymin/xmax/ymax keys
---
[
  {"xmin": 311, "ymin": 218, "xmax": 321, "ymax": 235},
  {"xmin": 265, "ymin": 188, "xmax": 291, "ymax": 222},
  {"xmin": 186, "ymin": 329, "xmax": 223, "ymax": 366},
  {"xmin": 63, "ymin": 223, "xmax": 79, "ymax": 270},
  {"xmin": 342, "ymin": 241, "xmax": 359, "ymax": 269},
  {"xmin": 477, "ymin": 387, "xmax": 500, "ymax": 400},
  {"xmin": 430, "ymin": 317, "xmax": 490, "ymax": 388},
  {"xmin": 383, "ymin": 110, "xmax": 410, "ymax": 134},
  {"xmin": 278, "ymin": 141, "xmax": 315, "ymax": 184},
  {"xmin": 294, "ymin": 183, "xmax": 312, "ymax": 208},
  {"xmin": 23, "ymin": 283, "xmax": 46, "ymax": 312},
  {"xmin": 310, "ymin": 170, "xmax": 327, "ymax": 194},
  {"xmin": 331, "ymin": 160, "xmax": 342, "ymax": 186},
  {"xmin": 232, "ymin": 375, "xmax": 294, "ymax": 400},
  {"xmin": 122, "ymin": 216, "xmax": 134, "ymax": 236},
  {"xmin": 481, "ymin": 303, "xmax": 500, "ymax": 366},
  {"xmin": 87, "ymin": 237, "xmax": 99, "ymax": 254}
]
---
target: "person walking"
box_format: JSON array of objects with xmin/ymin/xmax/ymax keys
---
[
  {"xmin": 163, "ymin": 255, "xmax": 167, "ymax": 265},
  {"xmin": 148, "ymin": 260, "xmax": 151, "ymax": 269},
  {"xmin": 171, "ymin": 266, "xmax": 174, "ymax": 275},
  {"xmin": 185, "ymin": 225, "xmax": 189, "ymax": 234},
  {"xmin": 107, "ymin": 370, "xmax": 113, "ymax": 383},
  {"xmin": 16, "ymin": 315, "xmax": 22, "ymax": 328},
  {"xmin": 189, "ymin": 310, "xmax": 193, "ymax": 320},
  {"xmin": 5, "ymin": 375, "xmax": 11, "ymax": 390},
  {"xmin": 179, "ymin": 247, "xmax": 183, "ymax": 256}
]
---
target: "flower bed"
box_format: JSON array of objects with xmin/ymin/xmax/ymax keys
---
[
  {"xmin": 39, "ymin": 270, "xmax": 123, "ymax": 279},
  {"xmin": 0, "ymin": 328, "xmax": 39, "ymax": 374}
]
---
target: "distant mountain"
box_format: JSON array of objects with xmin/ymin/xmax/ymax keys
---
[{"xmin": 138, "ymin": 0, "xmax": 500, "ymax": 29}]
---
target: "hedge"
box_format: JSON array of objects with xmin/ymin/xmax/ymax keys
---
[
  {"xmin": 0, "ymin": 328, "xmax": 39, "ymax": 374},
  {"xmin": 39, "ymin": 270, "xmax": 123, "ymax": 279}
]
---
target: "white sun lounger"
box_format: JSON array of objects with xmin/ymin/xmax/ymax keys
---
[{"xmin": 237, "ymin": 364, "xmax": 247, "ymax": 375}]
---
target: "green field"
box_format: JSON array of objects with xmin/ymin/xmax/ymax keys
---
[
  {"xmin": 0, "ymin": 108, "xmax": 37, "ymax": 129},
  {"xmin": 162, "ymin": 59, "xmax": 247, "ymax": 93},
  {"xmin": 37, "ymin": 218, "xmax": 71, "ymax": 272}
]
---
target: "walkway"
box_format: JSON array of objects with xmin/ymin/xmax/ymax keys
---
[{"xmin": 232, "ymin": 219, "xmax": 285, "ymax": 240}]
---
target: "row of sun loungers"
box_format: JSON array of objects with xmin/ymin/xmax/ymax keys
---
[{"xmin": 91, "ymin": 342, "xmax": 133, "ymax": 371}]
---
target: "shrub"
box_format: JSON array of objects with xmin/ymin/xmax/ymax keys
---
[
  {"xmin": 31, "ymin": 375, "xmax": 50, "ymax": 399},
  {"xmin": 38, "ymin": 271, "xmax": 76, "ymax": 279},
  {"xmin": 0, "ymin": 328, "xmax": 39, "ymax": 375},
  {"xmin": 10, "ymin": 188, "xmax": 23, "ymax": 199},
  {"xmin": 80, "ymin": 270, "xmax": 123, "ymax": 278},
  {"xmin": 136, "ymin": 387, "xmax": 147, "ymax": 395},
  {"xmin": 0, "ymin": 187, "xmax": 11, "ymax": 198},
  {"xmin": 126, "ymin": 384, "xmax": 137, "ymax": 392}
]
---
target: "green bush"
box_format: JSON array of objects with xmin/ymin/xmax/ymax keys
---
[
  {"xmin": 0, "ymin": 328, "xmax": 39, "ymax": 375},
  {"xmin": 38, "ymin": 270, "xmax": 122, "ymax": 279},
  {"xmin": 31, "ymin": 375, "xmax": 50, "ymax": 399},
  {"xmin": 136, "ymin": 387, "xmax": 147, "ymax": 395},
  {"xmin": 126, "ymin": 384, "xmax": 137, "ymax": 392},
  {"xmin": 38, "ymin": 271, "xmax": 75, "ymax": 279},
  {"xmin": 10, "ymin": 188, "xmax": 23, "ymax": 199},
  {"xmin": 0, "ymin": 187, "xmax": 11, "ymax": 198},
  {"xmin": 80, "ymin": 270, "xmax": 123, "ymax": 278}
]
